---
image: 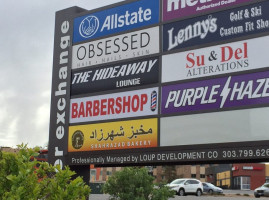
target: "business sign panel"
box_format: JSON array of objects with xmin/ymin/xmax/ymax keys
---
[
  {"xmin": 163, "ymin": 1, "xmax": 269, "ymax": 52},
  {"xmin": 160, "ymin": 107, "xmax": 269, "ymax": 146},
  {"xmin": 68, "ymin": 118, "xmax": 158, "ymax": 152},
  {"xmin": 73, "ymin": 0, "xmax": 159, "ymax": 44},
  {"xmin": 162, "ymin": 71, "xmax": 269, "ymax": 115},
  {"xmin": 71, "ymin": 56, "xmax": 159, "ymax": 96},
  {"xmin": 162, "ymin": 36, "xmax": 269, "ymax": 83},
  {"xmin": 72, "ymin": 26, "xmax": 159, "ymax": 68},
  {"xmin": 163, "ymin": 0, "xmax": 254, "ymax": 22},
  {"xmin": 70, "ymin": 87, "xmax": 158, "ymax": 123}
]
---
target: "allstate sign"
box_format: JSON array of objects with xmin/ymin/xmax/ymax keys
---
[{"xmin": 73, "ymin": 0, "xmax": 159, "ymax": 43}]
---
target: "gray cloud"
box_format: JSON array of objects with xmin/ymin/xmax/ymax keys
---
[{"xmin": 0, "ymin": 0, "xmax": 122, "ymax": 147}]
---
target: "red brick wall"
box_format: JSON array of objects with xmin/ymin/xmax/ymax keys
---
[{"xmin": 232, "ymin": 163, "xmax": 265, "ymax": 190}]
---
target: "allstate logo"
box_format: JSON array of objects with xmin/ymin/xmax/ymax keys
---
[{"xmin": 79, "ymin": 15, "xmax": 99, "ymax": 38}]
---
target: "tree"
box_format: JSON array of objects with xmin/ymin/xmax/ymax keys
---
[
  {"xmin": 102, "ymin": 167, "xmax": 174, "ymax": 200},
  {"xmin": 163, "ymin": 165, "xmax": 177, "ymax": 183},
  {"xmin": 0, "ymin": 144, "xmax": 90, "ymax": 200}
]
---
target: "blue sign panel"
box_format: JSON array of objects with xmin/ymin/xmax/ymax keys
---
[
  {"xmin": 163, "ymin": 1, "xmax": 269, "ymax": 52},
  {"xmin": 73, "ymin": 0, "xmax": 159, "ymax": 44}
]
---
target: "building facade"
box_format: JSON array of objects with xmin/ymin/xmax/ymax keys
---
[
  {"xmin": 207, "ymin": 163, "xmax": 269, "ymax": 190},
  {"xmin": 153, "ymin": 165, "xmax": 206, "ymax": 183},
  {"xmin": 232, "ymin": 163, "xmax": 265, "ymax": 190}
]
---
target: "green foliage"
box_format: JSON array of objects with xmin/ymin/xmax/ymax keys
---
[
  {"xmin": 102, "ymin": 167, "xmax": 174, "ymax": 200},
  {"xmin": 162, "ymin": 166, "xmax": 177, "ymax": 183},
  {"xmin": 0, "ymin": 144, "xmax": 90, "ymax": 200}
]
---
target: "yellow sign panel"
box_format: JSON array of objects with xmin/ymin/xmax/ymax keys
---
[{"xmin": 68, "ymin": 118, "xmax": 158, "ymax": 152}]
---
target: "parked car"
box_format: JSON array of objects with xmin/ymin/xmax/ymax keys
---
[
  {"xmin": 254, "ymin": 183, "xmax": 269, "ymax": 198},
  {"xmin": 202, "ymin": 182, "xmax": 223, "ymax": 194},
  {"xmin": 166, "ymin": 178, "xmax": 203, "ymax": 196}
]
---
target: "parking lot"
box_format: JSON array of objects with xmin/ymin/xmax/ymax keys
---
[
  {"xmin": 88, "ymin": 190, "xmax": 263, "ymax": 200},
  {"xmin": 89, "ymin": 194, "xmax": 264, "ymax": 200}
]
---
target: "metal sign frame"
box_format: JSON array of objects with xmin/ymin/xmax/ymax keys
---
[{"xmin": 49, "ymin": 0, "xmax": 269, "ymax": 169}]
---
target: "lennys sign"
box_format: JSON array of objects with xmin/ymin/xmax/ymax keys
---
[
  {"xmin": 71, "ymin": 57, "xmax": 159, "ymax": 95},
  {"xmin": 162, "ymin": 71, "xmax": 269, "ymax": 115},
  {"xmin": 163, "ymin": 1, "xmax": 269, "ymax": 52},
  {"xmin": 162, "ymin": 36, "xmax": 269, "ymax": 83},
  {"xmin": 163, "ymin": 0, "xmax": 254, "ymax": 21},
  {"xmin": 72, "ymin": 27, "xmax": 159, "ymax": 68},
  {"xmin": 70, "ymin": 87, "xmax": 158, "ymax": 123},
  {"xmin": 73, "ymin": 0, "xmax": 159, "ymax": 43}
]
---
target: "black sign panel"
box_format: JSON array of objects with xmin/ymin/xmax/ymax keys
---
[
  {"xmin": 71, "ymin": 56, "xmax": 159, "ymax": 96},
  {"xmin": 163, "ymin": 1, "xmax": 269, "ymax": 52},
  {"xmin": 67, "ymin": 141, "xmax": 269, "ymax": 166},
  {"xmin": 48, "ymin": 7, "xmax": 85, "ymax": 169}
]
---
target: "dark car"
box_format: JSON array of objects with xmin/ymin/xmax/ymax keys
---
[{"xmin": 202, "ymin": 182, "xmax": 223, "ymax": 194}]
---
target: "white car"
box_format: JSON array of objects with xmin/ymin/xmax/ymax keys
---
[
  {"xmin": 254, "ymin": 183, "xmax": 269, "ymax": 198},
  {"xmin": 166, "ymin": 178, "xmax": 203, "ymax": 196}
]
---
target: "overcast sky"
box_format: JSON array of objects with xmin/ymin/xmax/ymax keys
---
[{"xmin": 0, "ymin": 0, "xmax": 123, "ymax": 148}]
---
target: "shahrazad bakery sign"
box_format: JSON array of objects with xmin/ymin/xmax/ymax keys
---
[
  {"xmin": 163, "ymin": 0, "xmax": 254, "ymax": 22},
  {"xmin": 162, "ymin": 71, "xmax": 269, "ymax": 115},
  {"xmin": 68, "ymin": 118, "xmax": 158, "ymax": 151}
]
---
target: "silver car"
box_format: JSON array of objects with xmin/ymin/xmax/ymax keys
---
[
  {"xmin": 254, "ymin": 183, "xmax": 269, "ymax": 198},
  {"xmin": 202, "ymin": 182, "xmax": 223, "ymax": 194}
]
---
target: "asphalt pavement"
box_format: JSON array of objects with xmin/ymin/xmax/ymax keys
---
[{"xmin": 88, "ymin": 190, "xmax": 262, "ymax": 200}]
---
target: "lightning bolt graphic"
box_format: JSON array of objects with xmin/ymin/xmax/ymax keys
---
[{"xmin": 220, "ymin": 76, "xmax": 232, "ymax": 108}]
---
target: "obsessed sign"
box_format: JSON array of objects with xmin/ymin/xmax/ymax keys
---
[
  {"xmin": 162, "ymin": 71, "xmax": 269, "ymax": 115},
  {"xmin": 162, "ymin": 35, "xmax": 269, "ymax": 83},
  {"xmin": 72, "ymin": 26, "xmax": 159, "ymax": 68},
  {"xmin": 70, "ymin": 87, "xmax": 158, "ymax": 123}
]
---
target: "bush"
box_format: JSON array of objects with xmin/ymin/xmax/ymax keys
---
[
  {"xmin": 102, "ymin": 167, "xmax": 174, "ymax": 200},
  {"xmin": 0, "ymin": 144, "xmax": 91, "ymax": 200}
]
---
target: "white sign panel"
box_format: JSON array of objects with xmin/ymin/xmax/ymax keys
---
[
  {"xmin": 72, "ymin": 26, "xmax": 159, "ymax": 69},
  {"xmin": 160, "ymin": 107, "xmax": 269, "ymax": 147},
  {"xmin": 70, "ymin": 87, "xmax": 158, "ymax": 123},
  {"xmin": 162, "ymin": 36, "xmax": 269, "ymax": 83}
]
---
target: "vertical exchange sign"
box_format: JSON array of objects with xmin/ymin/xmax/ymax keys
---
[{"xmin": 49, "ymin": 7, "xmax": 85, "ymax": 169}]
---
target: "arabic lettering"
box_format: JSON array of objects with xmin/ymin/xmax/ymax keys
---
[{"xmin": 89, "ymin": 125, "xmax": 153, "ymax": 141}]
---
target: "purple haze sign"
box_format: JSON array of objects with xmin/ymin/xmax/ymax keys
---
[
  {"xmin": 162, "ymin": 71, "xmax": 269, "ymax": 115},
  {"xmin": 163, "ymin": 0, "xmax": 254, "ymax": 22}
]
